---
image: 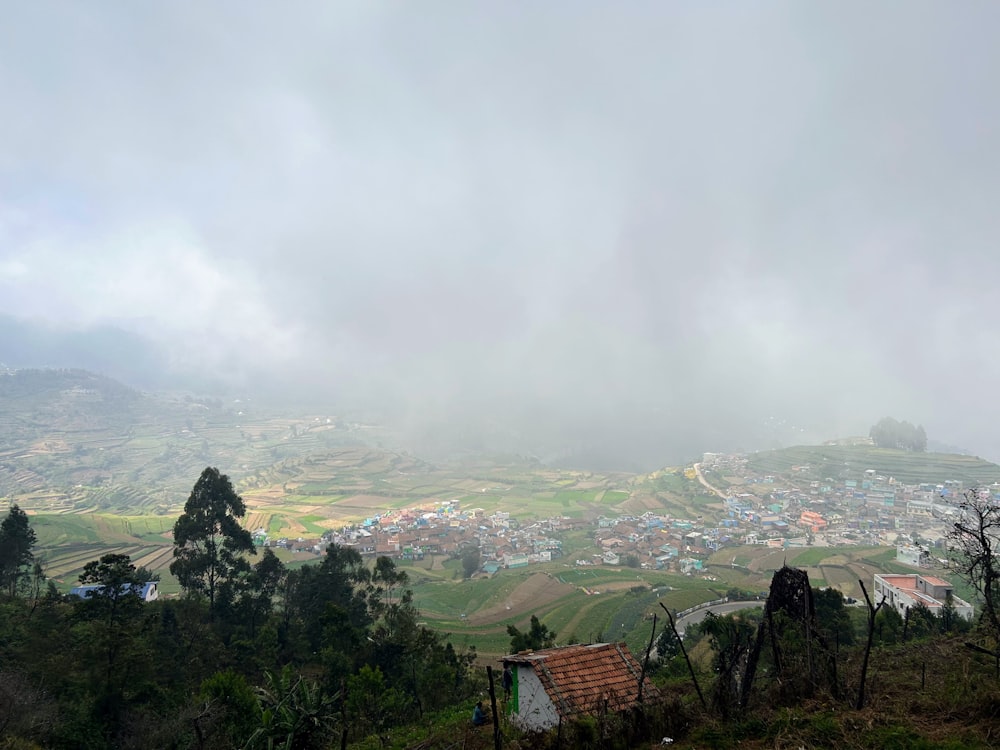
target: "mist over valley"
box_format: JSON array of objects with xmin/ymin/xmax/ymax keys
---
[{"xmin": 3, "ymin": 5, "xmax": 1000, "ymax": 747}]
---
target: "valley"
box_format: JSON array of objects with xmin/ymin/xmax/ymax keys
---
[{"xmin": 1, "ymin": 368, "xmax": 994, "ymax": 660}]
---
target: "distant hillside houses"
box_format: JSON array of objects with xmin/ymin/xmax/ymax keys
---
[
  {"xmin": 260, "ymin": 452, "xmax": 995, "ymax": 580},
  {"xmin": 308, "ymin": 502, "xmax": 579, "ymax": 572},
  {"xmin": 706, "ymin": 453, "xmax": 998, "ymax": 552}
]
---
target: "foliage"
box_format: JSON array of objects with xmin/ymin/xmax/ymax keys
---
[
  {"xmin": 170, "ymin": 467, "xmax": 256, "ymax": 615},
  {"xmin": 11, "ymin": 456, "xmax": 1000, "ymax": 748},
  {"xmin": 247, "ymin": 667, "xmax": 338, "ymax": 750},
  {"xmin": 0, "ymin": 504, "xmax": 37, "ymax": 598},
  {"xmin": 948, "ymin": 488, "xmax": 1000, "ymax": 639},
  {"xmin": 231, "ymin": 547, "xmax": 286, "ymax": 639},
  {"xmin": 813, "ymin": 586, "xmax": 855, "ymax": 645},
  {"xmin": 197, "ymin": 669, "xmax": 259, "ymax": 748},
  {"xmin": 507, "ymin": 614, "xmax": 557, "ymax": 653},
  {"xmin": 698, "ymin": 612, "xmax": 757, "ymax": 716},
  {"xmin": 346, "ymin": 665, "xmax": 411, "ymax": 739},
  {"xmin": 0, "ymin": 462, "xmax": 487, "ymax": 747},
  {"xmin": 76, "ymin": 553, "xmax": 144, "ymax": 621},
  {"xmin": 461, "ymin": 546, "xmax": 482, "ymax": 579},
  {"xmin": 868, "ymin": 417, "xmax": 927, "ymax": 451}
]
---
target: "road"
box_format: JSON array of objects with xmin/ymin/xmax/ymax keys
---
[
  {"xmin": 692, "ymin": 463, "xmax": 729, "ymax": 500},
  {"xmin": 675, "ymin": 600, "xmax": 764, "ymax": 635}
]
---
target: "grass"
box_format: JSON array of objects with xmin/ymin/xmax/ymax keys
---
[{"xmin": 601, "ymin": 490, "xmax": 630, "ymax": 505}]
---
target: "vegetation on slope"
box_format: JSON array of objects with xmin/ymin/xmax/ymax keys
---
[{"xmin": 747, "ymin": 444, "xmax": 1000, "ymax": 486}]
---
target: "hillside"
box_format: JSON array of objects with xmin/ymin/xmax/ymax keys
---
[
  {"xmin": 2, "ymin": 369, "xmax": 989, "ymax": 669},
  {"xmin": 6, "ymin": 373, "xmax": 1000, "ymax": 749},
  {"xmin": 747, "ymin": 444, "xmax": 1000, "ymax": 487},
  {"xmin": 0, "ymin": 368, "xmax": 369, "ymax": 514}
]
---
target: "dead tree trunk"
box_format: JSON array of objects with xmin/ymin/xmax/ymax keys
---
[
  {"xmin": 487, "ymin": 665, "xmax": 502, "ymax": 750},
  {"xmin": 637, "ymin": 613, "xmax": 657, "ymax": 704},
  {"xmin": 659, "ymin": 602, "xmax": 706, "ymax": 709},
  {"xmin": 856, "ymin": 579, "xmax": 886, "ymax": 710}
]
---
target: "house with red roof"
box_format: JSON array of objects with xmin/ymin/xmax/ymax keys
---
[{"xmin": 501, "ymin": 642, "xmax": 657, "ymax": 731}]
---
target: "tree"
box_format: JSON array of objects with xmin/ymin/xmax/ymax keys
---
[
  {"xmin": 77, "ymin": 553, "xmax": 142, "ymax": 615},
  {"xmin": 461, "ymin": 546, "xmax": 481, "ymax": 579},
  {"xmin": 196, "ymin": 670, "xmax": 259, "ymax": 749},
  {"xmin": 0, "ymin": 504, "xmax": 36, "ymax": 598},
  {"xmin": 282, "ymin": 544, "xmax": 372, "ymax": 671},
  {"xmin": 868, "ymin": 417, "xmax": 927, "ymax": 452},
  {"xmin": 948, "ymin": 488, "xmax": 1000, "ymax": 638},
  {"xmin": 813, "ymin": 587, "xmax": 855, "ymax": 646},
  {"xmin": 507, "ymin": 615, "xmax": 556, "ymax": 653},
  {"xmin": 75, "ymin": 553, "xmax": 148, "ymax": 736},
  {"xmin": 346, "ymin": 665, "xmax": 411, "ymax": 739},
  {"xmin": 170, "ymin": 467, "xmax": 255, "ymax": 616},
  {"xmin": 370, "ymin": 555, "xmax": 408, "ymax": 616},
  {"xmin": 228, "ymin": 547, "xmax": 287, "ymax": 640},
  {"xmin": 699, "ymin": 611, "xmax": 758, "ymax": 716},
  {"xmin": 655, "ymin": 625, "xmax": 681, "ymax": 660},
  {"xmin": 904, "ymin": 602, "xmax": 938, "ymax": 642}
]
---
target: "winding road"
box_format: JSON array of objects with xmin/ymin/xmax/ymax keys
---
[
  {"xmin": 692, "ymin": 462, "xmax": 729, "ymax": 500},
  {"xmin": 675, "ymin": 600, "xmax": 764, "ymax": 635}
]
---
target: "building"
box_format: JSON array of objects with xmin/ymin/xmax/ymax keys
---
[
  {"xmin": 69, "ymin": 581, "xmax": 159, "ymax": 603},
  {"xmin": 896, "ymin": 544, "xmax": 931, "ymax": 568},
  {"xmin": 873, "ymin": 574, "xmax": 973, "ymax": 621},
  {"xmin": 501, "ymin": 643, "xmax": 658, "ymax": 731},
  {"xmin": 799, "ymin": 510, "xmax": 827, "ymax": 532}
]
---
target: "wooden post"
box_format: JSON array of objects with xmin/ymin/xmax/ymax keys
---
[{"xmin": 486, "ymin": 665, "xmax": 502, "ymax": 750}]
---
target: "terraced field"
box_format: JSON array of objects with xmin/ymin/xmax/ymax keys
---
[
  {"xmin": 405, "ymin": 558, "xmax": 745, "ymax": 659},
  {"xmin": 748, "ymin": 445, "xmax": 1000, "ymax": 486}
]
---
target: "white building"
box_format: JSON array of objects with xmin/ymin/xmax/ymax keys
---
[
  {"xmin": 873, "ymin": 573, "xmax": 973, "ymax": 621},
  {"xmin": 501, "ymin": 643, "xmax": 656, "ymax": 731},
  {"xmin": 69, "ymin": 581, "xmax": 159, "ymax": 602},
  {"xmin": 896, "ymin": 544, "xmax": 931, "ymax": 568}
]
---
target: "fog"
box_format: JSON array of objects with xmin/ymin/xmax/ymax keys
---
[{"xmin": 2, "ymin": 3, "xmax": 999, "ymax": 469}]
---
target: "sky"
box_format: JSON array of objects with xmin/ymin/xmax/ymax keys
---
[{"xmin": 1, "ymin": 2, "xmax": 999, "ymax": 469}]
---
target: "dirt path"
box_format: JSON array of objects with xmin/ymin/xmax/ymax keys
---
[{"xmin": 693, "ymin": 463, "xmax": 729, "ymax": 500}]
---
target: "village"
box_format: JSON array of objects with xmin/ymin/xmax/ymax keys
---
[{"xmin": 256, "ymin": 449, "xmax": 990, "ymax": 580}]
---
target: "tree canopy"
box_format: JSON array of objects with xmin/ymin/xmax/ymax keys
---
[
  {"xmin": 170, "ymin": 466, "xmax": 255, "ymax": 615},
  {"xmin": 948, "ymin": 488, "xmax": 1000, "ymax": 638},
  {"xmin": 507, "ymin": 614, "xmax": 557, "ymax": 653},
  {"xmin": 869, "ymin": 417, "xmax": 927, "ymax": 451},
  {"xmin": 0, "ymin": 503, "xmax": 36, "ymax": 598}
]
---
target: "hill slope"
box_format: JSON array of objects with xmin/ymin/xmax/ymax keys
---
[{"xmin": 747, "ymin": 444, "xmax": 1000, "ymax": 487}]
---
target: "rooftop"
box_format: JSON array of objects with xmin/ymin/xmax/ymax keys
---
[{"xmin": 503, "ymin": 642, "xmax": 657, "ymax": 717}]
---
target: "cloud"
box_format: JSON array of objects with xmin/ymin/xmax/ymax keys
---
[{"xmin": 2, "ymin": 2, "xmax": 1000, "ymax": 466}]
